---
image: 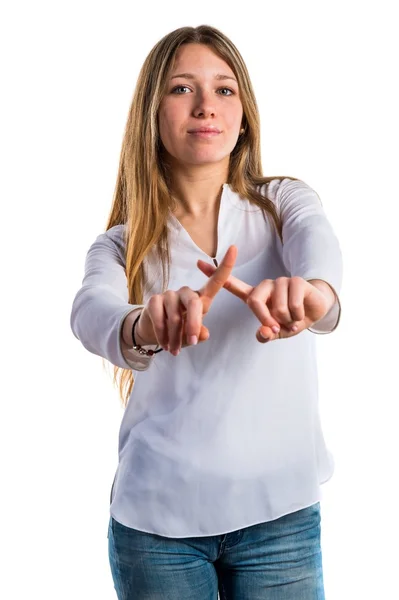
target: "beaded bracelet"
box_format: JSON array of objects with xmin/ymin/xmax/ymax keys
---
[{"xmin": 131, "ymin": 312, "xmax": 163, "ymax": 356}]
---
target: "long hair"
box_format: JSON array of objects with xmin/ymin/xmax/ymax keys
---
[{"xmin": 103, "ymin": 24, "xmax": 300, "ymax": 408}]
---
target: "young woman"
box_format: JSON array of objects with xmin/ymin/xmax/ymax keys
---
[{"xmin": 70, "ymin": 24, "xmax": 342, "ymax": 600}]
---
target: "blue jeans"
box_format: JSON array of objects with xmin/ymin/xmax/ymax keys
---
[{"xmin": 108, "ymin": 502, "xmax": 325, "ymax": 599}]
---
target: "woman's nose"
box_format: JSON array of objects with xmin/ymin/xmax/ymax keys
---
[{"xmin": 193, "ymin": 90, "xmax": 217, "ymax": 115}]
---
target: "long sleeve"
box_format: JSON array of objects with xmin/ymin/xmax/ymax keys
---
[
  {"xmin": 70, "ymin": 228, "xmax": 154, "ymax": 370},
  {"xmin": 275, "ymin": 178, "xmax": 343, "ymax": 334}
]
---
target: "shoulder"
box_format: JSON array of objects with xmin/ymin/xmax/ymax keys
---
[
  {"xmin": 104, "ymin": 223, "xmax": 126, "ymax": 245},
  {"xmin": 258, "ymin": 177, "xmax": 320, "ymax": 209},
  {"xmin": 90, "ymin": 224, "xmax": 127, "ymax": 264},
  {"xmin": 259, "ymin": 177, "xmax": 312, "ymax": 198}
]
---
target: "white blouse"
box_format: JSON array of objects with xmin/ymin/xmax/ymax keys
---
[{"xmin": 70, "ymin": 178, "xmax": 343, "ymax": 537}]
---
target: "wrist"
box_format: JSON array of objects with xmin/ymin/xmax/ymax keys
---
[
  {"xmin": 130, "ymin": 309, "xmax": 157, "ymax": 347},
  {"xmin": 133, "ymin": 313, "xmax": 149, "ymax": 346},
  {"xmin": 307, "ymin": 279, "xmax": 336, "ymax": 311},
  {"xmin": 131, "ymin": 311, "xmax": 163, "ymax": 355},
  {"xmin": 122, "ymin": 308, "xmax": 144, "ymax": 346}
]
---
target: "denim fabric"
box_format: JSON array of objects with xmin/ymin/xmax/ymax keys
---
[{"xmin": 107, "ymin": 501, "xmax": 325, "ymax": 599}]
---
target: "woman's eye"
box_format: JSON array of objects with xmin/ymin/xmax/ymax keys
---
[
  {"xmin": 171, "ymin": 86, "xmax": 190, "ymax": 94},
  {"xmin": 171, "ymin": 86, "xmax": 234, "ymax": 96},
  {"xmin": 218, "ymin": 88, "xmax": 234, "ymax": 96}
]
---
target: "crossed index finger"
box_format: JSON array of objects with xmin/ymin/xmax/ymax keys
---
[
  {"xmin": 199, "ymin": 245, "xmax": 238, "ymax": 300},
  {"xmin": 197, "ymin": 257, "xmax": 253, "ymax": 302}
]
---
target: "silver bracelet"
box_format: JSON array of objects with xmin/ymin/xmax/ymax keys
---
[{"xmin": 131, "ymin": 312, "xmax": 163, "ymax": 356}]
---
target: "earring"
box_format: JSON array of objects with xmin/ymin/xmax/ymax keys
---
[{"xmin": 239, "ymin": 128, "xmax": 245, "ymax": 134}]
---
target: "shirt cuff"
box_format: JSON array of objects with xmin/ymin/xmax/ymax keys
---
[{"xmin": 307, "ymin": 282, "xmax": 342, "ymax": 334}]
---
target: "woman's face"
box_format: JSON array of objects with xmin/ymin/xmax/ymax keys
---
[{"xmin": 158, "ymin": 43, "xmax": 244, "ymax": 169}]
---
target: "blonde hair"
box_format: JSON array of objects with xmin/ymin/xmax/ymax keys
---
[{"xmin": 103, "ymin": 24, "xmax": 299, "ymax": 408}]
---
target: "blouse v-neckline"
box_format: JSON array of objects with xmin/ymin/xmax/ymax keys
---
[{"xmin": 167, "ymin": 183, "xmax": 230, "ymax": 264}]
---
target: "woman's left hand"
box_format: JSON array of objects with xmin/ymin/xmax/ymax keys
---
[{"xmin": 196, "ymin": 260, "xmax": 336, "ymax": 343}]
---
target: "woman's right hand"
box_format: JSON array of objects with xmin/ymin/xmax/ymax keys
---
[{"xmin": 135, "ymin": 245, "xmax": 238, "ymax": 356}]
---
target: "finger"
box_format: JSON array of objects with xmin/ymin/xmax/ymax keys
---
[
  {"xmin": 145, "ymin": 294, "xmax": 169, "ymax": 349},
  {"xmin": 257, "ymin": 321, "xmax": 305, "ymax": 344},
  {"xmin": 182, "ymin": 323, "xmax": 210, "ymax": 346},
  {"xmin": 268, "ymin": 277, "xmax": 306, "ymax": 329},
  {"xmin": 197, "ymin": 257, "xmax": 253, "ymax": 302},
  {"xmin": 163, "ymin": 291, "xmax": 184, "ymax": 355},
  {"xmin": 199, "ymin": 245, "xmax": 238, "ymax": 300},
  {"xmin": 256, "ymin": 328, "xmax": 276, "ymax": 344},
  {"xmin": 288, "ymin": 276, "xmax": 306, "ymax": 323},
  {"xmin": 268, "ymin": 277, "xmax": 294, "ymax": 327},
  {"xmin": 246, "ymin": 280, "xmax": 282, "ymax": 332},
  {"xmin": 177, "ymin": 287, "xmax": 203, "ymax": 345},
  {"xmin": 197, "ymin": 325, "xmax": 210, "ymax": 343},
  {"xmin": 196, "ymin": 259, "xmax": 216, "ymax": 277}
]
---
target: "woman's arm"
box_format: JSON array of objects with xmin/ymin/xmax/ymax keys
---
[
  {"xmin": 70, "ymin": 229, "xmax": 154, "ymax": 371},
  {"xmin": 275, "ymin": 179, "xmax": 343, "ymax": 334}
]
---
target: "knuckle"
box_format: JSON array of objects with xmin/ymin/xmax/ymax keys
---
[
  {"xmin": 291, "ymin": 275, "xmax": 303, "ymax": 284},
  {"xmin": 289, "ymin": 300, "xmax": 302, "ymax": 312},
  {"xmin": 188, "ymin": 296, "xmax": 201, "ymax": 307},
  {"xmin": 147, "ymin": 295, "xmax": 161, "ymax": 310},
  {"xmin": 169, "ymin": 314, "xmax": 181, "ymax": 326},
  {"xmin": 274, "ymin": 305, "xmax": 287, "ymax": 317},
  {"xmin": 212, "ymin": 275, "xmax": 224, "ymax": 286},
  {"xmin": 246, "ymin": 295, "xmax": 259, "ymax": 308},
  {"xmin": 163, "ymin": 290, "xmax": 176, "ymax": 300}
]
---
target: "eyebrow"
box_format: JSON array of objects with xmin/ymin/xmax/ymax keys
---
[{"xmin": 170, "ymin": 72, "xmax": 237, "ymax": 83}]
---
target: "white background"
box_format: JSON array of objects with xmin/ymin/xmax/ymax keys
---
[{"xmin": 1, "ymin": 1, "xmax": 398, "ymax": 598}]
